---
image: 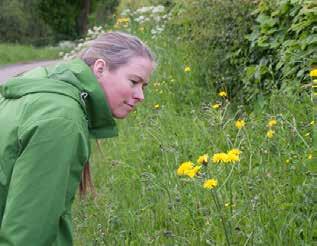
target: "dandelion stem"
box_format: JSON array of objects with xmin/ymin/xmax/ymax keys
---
[
  {"xmin": 218, "ymin": 165, "xmax": 234, "ymax": 191},
  {"xmin": 211, "ymin": 190, "xmax": 231, "ymax": 246}
]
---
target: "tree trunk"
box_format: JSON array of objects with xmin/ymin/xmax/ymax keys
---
[{"xmin": 78, "ymin": 0, "xmax": 91, "ymax": 36}]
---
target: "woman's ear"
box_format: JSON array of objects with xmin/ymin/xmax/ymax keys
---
[{"xmin": 92, "ymin": 59, "xmax": 107, "ymax": 79}]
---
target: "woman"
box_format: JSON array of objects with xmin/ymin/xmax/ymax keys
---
[{"xmin": 0, "ymin": 31, "xmax": 155, "ymax": 245}]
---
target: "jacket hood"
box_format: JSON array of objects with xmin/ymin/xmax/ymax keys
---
[{"xmin": 0, "ymin": 59, "xmax": 118, "ymax": 139}]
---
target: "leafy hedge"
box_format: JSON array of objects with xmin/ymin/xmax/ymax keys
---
[
  {"xmin": 243, "ymin": 0, "xmax": 317, "ymax": 101},
  {"xmin": 165, "ymin": 0, "xmax": 316, "ymax": 105}
]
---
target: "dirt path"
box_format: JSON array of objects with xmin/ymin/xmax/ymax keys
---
[{"xmin": 0, "ymin": 60, "xmax": 59, "ymax": 84}]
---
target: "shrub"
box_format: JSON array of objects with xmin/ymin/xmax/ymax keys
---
[
  {"xmin": 166, "ymin": 0, "xmax": 257, "ymax": 103},
  {"xmin": 0, "ymin": 0, "xmax": 53, "ymax": 45},
  {"xmin": 243, "ymin": 0, "xmax": 317, "ymax": 102}
]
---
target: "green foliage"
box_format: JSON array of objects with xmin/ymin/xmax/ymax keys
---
[
  {"xmin": 0, "ymin": 0, "xmax": 119, "ymax": 45},
  {"xmin": 38, "ymin": 0, "xmax": 82, "ymax": 41},
  {"xmin": 89, "ymin": 0, "xmax": 120, "ymax": 27},
  {"xmin": 243, "ymin": 0, "xmax": 317, "ymax": 102},
  {"xmin": 0, "ymin": 0, "xmax": 53, "ymax": 45},
  {"xmin": 117, "ymin": 0, "xmax": 173, "ymax": 13},
  {"xmin": 166, "ymin": 0, "xmax": 256, "ymax": 103}
]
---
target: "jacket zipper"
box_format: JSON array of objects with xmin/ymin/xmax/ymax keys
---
[{"xmin": 80, "ymin": 92, "xmax": 88, "ymax": 106}]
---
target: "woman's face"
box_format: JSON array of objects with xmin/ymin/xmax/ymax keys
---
[{"xmin": 94, "ymin": 56, "xmax": 154, "ymax": 119}]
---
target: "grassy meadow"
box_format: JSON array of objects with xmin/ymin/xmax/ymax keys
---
[
  {"xmin": 0, "ymin": 43, "xmax": 60, "ymax": 66},
  {"xmin": 73, "ymin": 91, "xmax": 314, "ymax": 245},
  {"xmin": 70, "ymin": 5, "xmax": 316, "ymax": 243}
]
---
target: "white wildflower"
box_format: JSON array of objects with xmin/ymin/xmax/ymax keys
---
[
  {"xmin": 121, "ymin": 9, "xmax": 131, "ymax": 16},
  {"xmin": 137, "ymin": 6, "xmax": 153, "ymax": 14},
  {"xmin": 152, "ymin": 5, "xmax": 165, "ymax": 14},
  {"xmin": 135, "ymin": 16, "xmax": 145, "ymax": 23},
  {"xmin": 153, "ymin": 16, "xmax": 161, "ymax": 22}
]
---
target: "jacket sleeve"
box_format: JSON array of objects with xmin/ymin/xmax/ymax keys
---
[{"xmin": 0, "ymin": 117, "xmax": 88, "ymax": 245}]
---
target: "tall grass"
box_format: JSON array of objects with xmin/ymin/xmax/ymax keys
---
[
  {"xmin": 72, "ymin": 34, "xmax": 314, "ymax": 244},
  {"xmin": 0, "ymin": 43, "xmax": 61, "ymax": 65}
]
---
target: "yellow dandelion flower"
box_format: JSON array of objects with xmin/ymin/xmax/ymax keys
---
[
  {"xmin": 267, "ymin": 129, "xmax": 275, "ymax": 138},
  {"xmin": 218, "ymin": 91, "xmax": 227, "ymax": 97},
  {"xmin": 176, "ymin": 161, "xmax": 194, "ymax": 176},
  {"xmin": 154, "ymin": 104, "xmax": 160, "ymax": 109},
  {"xmin": 184, "ymin": 165, "xmax": 201, "ymax": 178},
  {"xmin": 184, "ymin": 66, "xmax": 191, "ymax": 72},
  {"xmin": 285, "ymin": 159, "xmax": 290, "ymax": 164},
  {"xmin": 212, "ymin": 152, "xmax": 227, "ymax": 163},
  {"xmin": 235, "ymin": 119, "xmax": 245, "ymax": 129},
  {"xmin": 225, "ymin": 202, "xmax": 230, "ymax": 207},
  {"xmin": 212, "ymin": 149, "xmax": 241, "ymax": 164},
  {"xmin": 197, "ymin": 154, "xmax": 208, "ymax": 165},
  {"xmin": 227, "ymin": 152, "xmax": 240, "ymax": 163},
  {"xmin": 203, "ymin": 179, "xmax": 218, "ymax": 189},
  {"xmin": 309, "ymin": 69, "xmax": 317, "ymax": 77},
  {"xmin": 267, "ymin": 119, "xmax": 277, "ymax": 127},
  {"xmin": 227, "ymin": 148, "xmax": 241, "ymax": 156},
  {"xmin": 310, "ymin": 121, "xmax": 314, "ymax": 125},
  {"xmin": 308, "ymin": 154, "xmax": 312, "ymax": 160},
  {"xmin": 212, "ymin": 103, "xmax": 221, "ymax": 109}
]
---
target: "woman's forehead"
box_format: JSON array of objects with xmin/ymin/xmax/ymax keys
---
[{"xmin": 123, "ymin": 57, "xmax": 154, "ymax": 80}]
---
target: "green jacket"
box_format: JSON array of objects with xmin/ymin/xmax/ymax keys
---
[{"xmin": 0, "ymin": 59, "xmax": 117, "ymax": 245}]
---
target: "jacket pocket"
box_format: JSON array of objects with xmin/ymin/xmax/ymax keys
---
[{"xmin": 0, "ymin": 161, "xmax": 8, "ymax": 186}]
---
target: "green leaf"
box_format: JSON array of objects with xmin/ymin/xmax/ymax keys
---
[{"xmin": 256, "ymin": 14, "xmax": 277, "ymax": 28}]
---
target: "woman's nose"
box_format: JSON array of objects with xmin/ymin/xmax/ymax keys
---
[{"xmin": 134, "ymin": 86, "xmax": 144, "ymax": 101}]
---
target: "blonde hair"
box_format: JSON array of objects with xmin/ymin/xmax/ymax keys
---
[{"xmin": 80, "ymin": 31, "xmax": 155, "ymax": 70}]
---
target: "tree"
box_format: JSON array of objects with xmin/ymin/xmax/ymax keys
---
[
  {"xmin": 38, "ymin": 0, "xmax": 119, "ymax": 42},
  {"xmin": 38, "ymin": 0, "xmax": 82, "ymax": 41}
]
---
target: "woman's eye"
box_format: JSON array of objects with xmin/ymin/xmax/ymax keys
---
[{"xmin": 130, "ymin": 80, "xmax": 138, "ymax": 85}]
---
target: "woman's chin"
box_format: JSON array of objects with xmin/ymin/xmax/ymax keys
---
[{"xmin": 112, "ymin": 110, "xmax": 129, "ymax": 119}]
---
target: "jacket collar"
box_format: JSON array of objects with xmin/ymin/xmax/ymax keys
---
[{"xmin": 0, "ymin": 59, "xmax": 118, "ymax": 139}]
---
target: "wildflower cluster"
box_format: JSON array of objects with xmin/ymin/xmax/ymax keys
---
[
  {"xmin": 61, "ymin": 26, "xmax": 106, "ymax": 61},
  {"xmin": 176, "ymin": 149, "xmax": 240, "ymax": 190},
  {"xmin": 120, "ymin": 5, "xmax": 172, "ymax": 39}
]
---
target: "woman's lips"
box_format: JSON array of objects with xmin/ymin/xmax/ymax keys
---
[{"xmin": 125, "ymin": 103, "xmax": 134, "ymax": 109}]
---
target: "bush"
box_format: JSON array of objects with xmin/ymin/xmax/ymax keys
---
[
  {"xmin": 0, "ymin": 0, "xmax": 53, "ymax": 45},
  {"xmin": 243, "ymin": 0, "xmax": 317, "ymax": 102},
  {"xmin": 166, "ymin": 0, "xmax": 257, "ymax": 103}
]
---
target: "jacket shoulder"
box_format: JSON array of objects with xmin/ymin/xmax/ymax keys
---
[{"xmin": 19, "ymin": 92, "xmax": 88, "ymax": 132}]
